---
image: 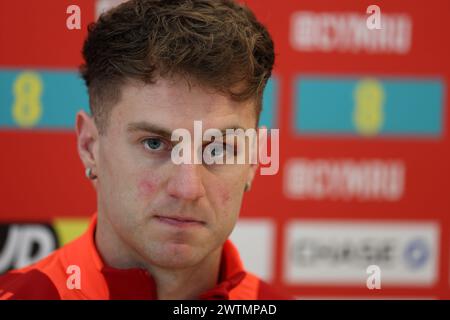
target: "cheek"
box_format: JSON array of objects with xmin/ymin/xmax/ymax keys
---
[
  {"xmin": 215, "ymin": 182, "xmax": 231, "ymax": 205},
  {"xmin": 137, "ymin": 176, "xmax": 159, "ymax": 199},
  {"xmin": 221, "ymin": 188, "xmax": 231, "ymax": 205}
]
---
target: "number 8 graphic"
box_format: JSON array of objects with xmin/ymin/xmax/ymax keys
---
[
  {"xmin": 12, "ymin": 72, "xmax": 43, "ymax": 128},
  {"xmin": 353, "ymin": 78, "xmax": 385, "ymax": 136}
]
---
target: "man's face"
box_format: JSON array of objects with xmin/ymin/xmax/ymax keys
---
[{"xmin": 82, "ymin": 77, "xmax": 259, "ymax": 269}]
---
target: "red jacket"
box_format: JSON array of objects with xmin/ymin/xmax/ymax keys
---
[{"xmin": 0, "ymin": 214, "xmax": 290, "ymax": 300}]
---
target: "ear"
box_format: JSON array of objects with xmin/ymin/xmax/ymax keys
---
[{"xmin": 76, "ymin": 111, "xmax": 99, "ymax": 178}]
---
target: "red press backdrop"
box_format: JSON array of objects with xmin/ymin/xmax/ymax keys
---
[{"xmin": 0, "ymin": 0, "xmax": 449, "ymax": 299}]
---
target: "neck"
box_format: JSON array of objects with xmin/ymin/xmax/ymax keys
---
[
  {"xmin": 146, "ymin": 249, "xmax": 222, "ymax": 300},
  {"xmin": 95, "ymin": 212, "xmax": 222, "ymax": 300}
]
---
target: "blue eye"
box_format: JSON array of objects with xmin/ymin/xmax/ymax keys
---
[
  {"xmin": 208, "ymin": 143, "xmax": 235, "ymax": 158},
  {"xmin": 143, "ymin": 138, "xmax": 165, "ymax": 151},
  {"xmin": 210, "ymin": 145, "xmax": 222, "ymax": 157}
]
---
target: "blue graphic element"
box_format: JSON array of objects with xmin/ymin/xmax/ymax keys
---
[
  {"xmin": 294, "ymin": 76, "xmax": 444, "ymax": 137},
  {"xmin": 0, "ymin": 69, "xmax": 89, "ymax": 129},
  {"xmin": 259, "ymin": 77, "xmax": 277, "ymax": 129},
  {"xmin": 1, "ymin": 70, "xmax": 278, "ymax": 130},
  {"xmin": 403, "ymin": 238, "xmax": 430, "ymax": 270}
]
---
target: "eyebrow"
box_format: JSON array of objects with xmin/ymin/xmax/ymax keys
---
[
  {"xmin": 126, "ymin": 121, "xmax": 247, "ymax": 140},
  {"xmin": 127, "ymin": 121, "xmax": 173, "ymax": 139}
]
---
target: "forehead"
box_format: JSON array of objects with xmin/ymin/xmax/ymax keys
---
[{"xmin": 109, "ymin": 77, "xmax": 257, "ymax": 133}]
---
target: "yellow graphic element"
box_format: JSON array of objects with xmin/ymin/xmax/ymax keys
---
[
  {"xmin": 53, "ymin": 218, "xmax": 90, "ymax": 246},
  {"xmin": 12, "ymin": 71, "xmax": 43, "ymax": 128},
  {"xmin": 353, "ymin": 78, "xmax": 385, "ymax": 136}
]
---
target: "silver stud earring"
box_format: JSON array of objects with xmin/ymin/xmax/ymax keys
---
[{"xmin": 85, "ymin": 167, "xmax": 97, "ymax": 180}]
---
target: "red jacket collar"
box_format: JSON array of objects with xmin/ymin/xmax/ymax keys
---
[{"xmin": 64, "ymin": 213, "xmax": 247, "ymax": 299}]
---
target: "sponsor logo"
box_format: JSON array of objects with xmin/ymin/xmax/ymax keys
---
[
  {"xmin": 284, "ymin": 221, "xmax": 439, "ymax": 286},
  {"xmin": 284, "ymin": 158, "xmax": 405, "ymax": 201},
  {"xmin": 290, "ymin": 11, "xmax": 412, "ymax": 54},
  {"xmin": 403, "ymin": 238, "xmax": 430, "ymax": 270},
  {"xmin": 0, "ymin": 70, "xmax": 277, "ymax": 132},
  {"xmin": 0, "ymin": 218, "xmax": 89, "ymax": 274},
  {"xmin": 294, "ymin": 77, "xmax": 444, "ymax": 137},
  {"xmin": 0, "ymin": 70, "xmax": 89, "ymax": 129}
]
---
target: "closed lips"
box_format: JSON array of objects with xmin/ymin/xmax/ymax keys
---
[{"xmin": 155, "ymin": 215, "xmax": 204, "ymax": 224}]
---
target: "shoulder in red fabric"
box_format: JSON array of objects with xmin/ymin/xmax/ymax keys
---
[{"xmin": 0, "ymin": 268, "xmax": 61, "ymax": 300}]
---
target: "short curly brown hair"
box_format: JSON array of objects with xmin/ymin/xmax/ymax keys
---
[{"xmin": 80, "ymin": 0, "xmax": 275, "ymax": 134}]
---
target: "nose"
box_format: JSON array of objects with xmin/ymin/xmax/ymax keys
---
[{"xmin": 166, "ymin": 163, "xmax": 206, "ymax": 201}]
